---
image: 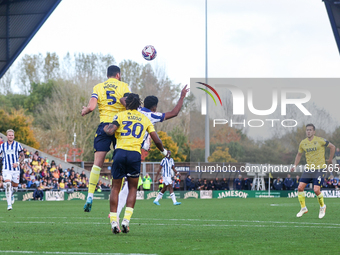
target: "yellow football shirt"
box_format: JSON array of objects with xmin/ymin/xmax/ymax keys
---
[
  {"xmin": 91, "ymin": 78, "xmax": 130, "ymax": 123},
  {"xmin": 298, "ymin": 136, "xmax": 329, "ymax": 169},
  {"xmin": 113, "ymin": 109, "xmax": 155, "ymax": 153}
]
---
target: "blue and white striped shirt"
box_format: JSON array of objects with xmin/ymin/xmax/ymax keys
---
[
  {"xmin": 160, "ymin": 157, "xmax": 174, "ymax": 177},
  {"xmin": 0, "ymin": 141, "xmax": 23, "ymax": 172}
]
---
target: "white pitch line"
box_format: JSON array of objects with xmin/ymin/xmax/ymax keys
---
[
  {"xmin": 7, "ymin": 217, "xmax": 340, "ymax": 226},
  {"xmin": 1, "ymin": 221, "xmax": 340, "ymax": 229},
  {"xmin": 134, "ymin": 218, "xmax": 340, "ymax": 226},
  {"xmin": 0, "ymin": 251, "xmax": 156, "ymax": 255}
]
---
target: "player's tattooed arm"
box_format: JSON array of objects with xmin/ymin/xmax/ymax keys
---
[{"xmin": 104, "ymin": 122, "xmax": 119, "ymax": 136}]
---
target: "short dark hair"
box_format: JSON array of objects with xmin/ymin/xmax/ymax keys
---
[
  {"xmin": 306, "ymin": 123, "xmax": 315, "ymax": 130},
  {"xmin": 126, "ymin": 93, "xmax": 141, "ymax": 110},
  {"xmin": 144, "ymin": 96, "xmax": 158, "ymax": 109},
  {"xmin": 107, "ymin": 65, "xmax": 120, "ymax": 78}
]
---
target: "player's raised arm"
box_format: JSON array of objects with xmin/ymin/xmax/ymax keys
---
[
  {"xmin": 291, "ymin": 152, "xmax": 303, "ymax": 172},
  {"xmin": 327, "ymin": 142, "xmax": 336, "ymax": 165},
  {"xmin": 164, "ymin": 85, "xmax": 189, "ymax": 120},
  {"xmin": 81, "ymin": 97, "xmax": 97, "ymax": 116}
]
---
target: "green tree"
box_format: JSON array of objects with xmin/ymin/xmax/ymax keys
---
[
  {"xmin": 169, "ymin": 126, "xmax": 190, "ymax": 162},
  {"xmin": 0, "ymin": 93, "xmax": 27, "ymax": 111},
  {"xmin": 24, "ymin": 80, "xmax": 55, "ymax": 114}
]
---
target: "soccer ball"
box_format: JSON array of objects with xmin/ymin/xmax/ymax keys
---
[{"xmin": 142, "ymin": 45, "xmax": 157, "ymax": 61}]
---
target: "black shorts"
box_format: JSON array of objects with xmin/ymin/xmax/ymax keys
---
[
  {"xmin": 94, "ymin": 122, "xmax": 117, "ymax": 152},
  {"xmin": 300, "ymin": 170, "xmax": 325, "ymax": 186},
  {"xmin": 111, "ymin": 149, "xmax": 141, "ymax": 179}
]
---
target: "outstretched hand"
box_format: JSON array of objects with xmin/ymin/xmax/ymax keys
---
[
  {"xmin": 180, "ymin": 85, "xmax": 190, "ymax": 98},
  {"xmin": 81, "ymin": 106, "xmax": 88, "ymax": 116}
]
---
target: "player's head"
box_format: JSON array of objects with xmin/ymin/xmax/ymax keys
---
[
  {"xmin": 144, "ymin": 96, "xmax": 158, "ymax": 112},
  {"xmin": 107, "ymin": 65, "xmax": 121, "ymax": 80},
  {"xmin": 305, "ymin": 123, "xmax": 315, "ymax": 138},
  {"xmin": 6, "ymin": 129, "xmax": 15, "ymax": 142},
  {"xmin": 126, "ymin": 93, "xmax": 141, "ymax": 110},
  {"xmin": 167, "ymin": 150, "xmax": 171, "ymax": 158}
]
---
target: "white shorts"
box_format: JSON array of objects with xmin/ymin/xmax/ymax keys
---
[
  {"xmin": 141, "ymin": 133, "xmax": 151, "ymax": 151},
  {"xmin": 163, "ymin": 176, "xmax": 172, "ymax": 186},
  {"xmin": 3, "ymin": 171, "xmax": 20, "ymax": 184}
]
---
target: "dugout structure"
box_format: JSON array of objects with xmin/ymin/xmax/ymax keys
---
[{"xmin": 0, "ymin": 0, "xmax": 62, "ymax": 79}]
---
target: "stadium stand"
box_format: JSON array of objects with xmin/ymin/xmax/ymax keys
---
[{"xmin": 0, "ymin": 132, "xmax": 109, "ymax": 192}]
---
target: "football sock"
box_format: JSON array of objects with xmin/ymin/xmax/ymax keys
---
[
  {"xmin": 170, "ymin": 192, "xmax": 177, "ymax": 203},
  {"xmin": 109, "ymin": 212, "xmax": 117, "ymax": 223},
  {"xmin": 317, "ymin": 193, "xmax": 325, "ymax": 207},
  {"xmin": 154, "ymin": 192, "xmax": 163, "ymax": 202},
  {"xmin": 123, "ymin": 207, "xmax": 134, "ymax": 222},
  {"xmin": 298, "ymin": 191, "xmax": 306, "ymax": 208},
  {"xmin": 5, "ymin": 182, "xmax": 12, "ymax": 206},
  {"xmin": 12, "ymin": 186, "xmax": 18, "ymax": 194},
  {"xmin": 88, "ymin": 165, "xmax": 101, "ymax": 198}
]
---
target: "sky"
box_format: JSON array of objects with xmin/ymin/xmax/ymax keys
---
[
  {"xmin": 17, "ymin": 0, "xmax": 340, "ymax": 85},
  {"xmin": 12, "ymin": 0, "xmax": 340, "ymax": 139}
]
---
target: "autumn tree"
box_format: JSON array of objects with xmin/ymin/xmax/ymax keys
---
[
  {"xmin": 145, "ymin": 131, "xmax": 185, "ymax": 162},
  {"xmin": 208, "ymin": 147, "xmax": 237, "ymax": 163},
  {"xmin": 0, "ymin": 109, "xmax": 39, "ymax": 148}
]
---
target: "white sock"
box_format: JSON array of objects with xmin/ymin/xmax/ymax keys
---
[
  {"xmin": 170, "ymin": 192, "xmax": 177, "ymax": 203},
  {"xmin": 117, "ymin": 182, "xmax": 129, "ymax": 223},
  {"xmin": 12, "ymin": 186, "xmax": 18, "ymax": 194},
  {"xmin": 5, "ymin": 183, "xmax": 12, "ymax": 206},
  {"xmin": 87, "ymin": 193, "xmax": 94, "ymax": 200},
  {"xmin": 154, "ymin": 192, "xmax": 163, "ymax": 202}
]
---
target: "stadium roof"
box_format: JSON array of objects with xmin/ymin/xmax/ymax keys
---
[
  {"xmin": 324, "ymin": 0, "xmax": 340, "ymax": 55},
  {"xmin": 0, "ymin": 0, "xmax": 62, "ymax": 79}
]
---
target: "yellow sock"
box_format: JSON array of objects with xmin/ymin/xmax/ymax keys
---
[
  {"xmin": 317, "ymin": 193, "xmax": 325, "ymax": 207},
  {"xmin": 298, "ymin": 191, "xmax": 306, "ymax": 208},
  {"xmin": 110, "ymin": 212, "xmax": 117, "ymax": 223},
  {"xmin": 88, "ymin": 165, "xmax": 101, "ymax": 194},
  {"xmin": 123, "ymin": 207, "xmax": 134, "ymax": 222}
]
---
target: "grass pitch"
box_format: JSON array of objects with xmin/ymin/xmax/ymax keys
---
[{"xmin": 1, "ymin": 197, "xmax": 339, "ymax": 255}]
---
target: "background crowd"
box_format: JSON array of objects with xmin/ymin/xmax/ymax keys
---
[{"xmin": 0, "ymin": 147, "xmax": 110, "ymax": 195}]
